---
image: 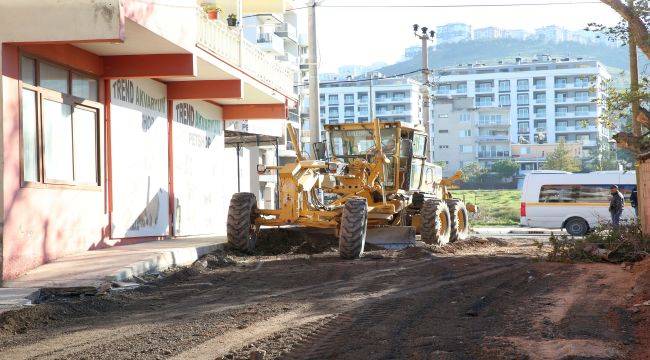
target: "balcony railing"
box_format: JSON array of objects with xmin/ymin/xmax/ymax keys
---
[
  {"xmin": 478, "ymin": 150, "xmax": 510, "ymax": 158},
  {"xmin": 197, "ymin": 9, "xmax": 295, "ymax": 96},
  {"xmin": 534, "ymin": 83, "xmax": 546, "ymax": 89},
  {"xmin": 275, "ymin": 22, "xmax": 298, "ymax": 42},
  {"xmin": 477, "ymin": 120, "xmax": 509, "ymax": 127},
  {"xmin": 477, "ymin": 135, "xmax": 509, "ymax": 142},
  {"xmin": 555, "ymin": 111, "xmax": 597, "ymax": 118},
  {"xmin": 556, "ymin": 97, "xmax": 594, "ymax": 104},
  {"xmin": 555, "ymin": 125, "xmax": 598, "ymax": 132},
  {"xmin": 535, "ymin": 98, "xmax": 546, "ymax": 104},
  {"xmin": 476, "ymin": 101, "xmax": 495, "ymax": 107},
  {"xmin": 534, "ymin": 112, "xmax": 546, "ymax": 119},
  {"xmin": 475, "ymin": 86, "xmax": 494, "ymax": 93}
]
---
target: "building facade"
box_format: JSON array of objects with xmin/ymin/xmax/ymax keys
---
[
  {"xmin": 432, "ymin": 57, "xmax": 611, "ymax": 177},
  {"xmin": 435, "ymin": 23, "xmax": 473, "ymax": 44},
  {"xmin": 0, "ymin": 0, "xmax": 300, "ymax": 281},
  {"xmin": 317, "ymin": 77, "xmax": 423, "ymax": 138}
]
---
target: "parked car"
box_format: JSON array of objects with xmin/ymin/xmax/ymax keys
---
[{"xmin": 520, "ymin": 170, "xmax": 636, "ymax": 235}]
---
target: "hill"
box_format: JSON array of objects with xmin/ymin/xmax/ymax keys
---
[{"xmin": 377, "ymin": 38, "xmax": 649, "ymax": 77}]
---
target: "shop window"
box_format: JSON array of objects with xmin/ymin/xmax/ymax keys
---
[{"xmin": 20, "ymin": 55, "xmax": 101, "ymax": 187}]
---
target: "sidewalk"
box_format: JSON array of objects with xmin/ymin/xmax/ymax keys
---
[{"xmin": 1, "ymin": 236, "xmax": 226, "ymax": 313}]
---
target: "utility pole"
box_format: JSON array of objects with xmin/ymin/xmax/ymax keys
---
[
  {"xmin": 307, "ymin": 0, "xmax": 321, "ymax": 148},
  {"xmin": 413, "ymin": 24, "xmax": 435, "ymax": 161}
]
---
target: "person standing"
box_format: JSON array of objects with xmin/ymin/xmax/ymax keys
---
[
  {"xmin": 630, "ymin": 186, "xmax": 638, "ymax": 217},
  {"xmin": 609, "ymin": 185, "xmax": 625, "ymax": 227}
]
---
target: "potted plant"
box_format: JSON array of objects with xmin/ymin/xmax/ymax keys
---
[
  {"xmin": 227, "ymin": 13, "xmax": 238, "ymax": 27},
  {"xmin": 203, "ymin": 5, "xmax": 221, "ymax": 20}
]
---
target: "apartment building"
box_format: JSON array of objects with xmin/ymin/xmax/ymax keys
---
[
  {"xmin": 432, "ymin": 56, "xmax": 611, "ymax": 177},
  {"xmin": 242, "ymin": 4, "xmax": 306, "ymax": 206},
  {"xmin": 0, "ymin": 0, "xmax": 299, "ymax": 281},
  {"xmin": 318, "ymin": 77, "xmax": 423, "ymax": 139},
  {"xmin": 473, "ymin": 27, "xmax": 506, "ymax": 40},
  {"xmin": 436, "ymin": 23, "xmax": 473, "ymax": 44}
]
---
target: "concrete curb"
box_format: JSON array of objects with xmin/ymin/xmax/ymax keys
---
[
  {"xmin": 0, "ymin": 241, "xmax": 225, "ymax": 314},
  {"xmin": 111, "ymin": 242, "xmax": 225, "ymax": 282}
]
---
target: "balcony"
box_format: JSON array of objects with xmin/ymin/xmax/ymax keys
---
[
  {"xmin": 476, "ymin": 101, "xmax": 495, "ymax": 108},
  {"xmin": 477, "ymin": 135, "xmax": 510, "ymax": 142},
  {"xmin": 435, "ymin": 88, "xmax": 467, "ymax": 96},
  {"xmin": 534, "ymin": 112, "xmax": 546, "ymax": 119},
  {"xmin": 197, "ymin": 10, "xmax": 295, "ymax": 96},
  {"xmin": 555, "ymin": 97, "xmax": 594, "ymax": 104},
  {"xmin": 275, "ymin": 22, "xmax": 298, "ymax": 42},
  {"xmin": 534, "ymin": 98, "xmax": 546, "ymax": 104},
  {"xmin": 555, "ymin": 111, "xmax": 597, "ymax": 118},
  {"xmin": 478, "ymin": 150, "xmax": 510, "ymax": 158},
  {"xmin": 376, "ymin": 97, "xmax": 391, "ymax": 103},
  {"xmin": 555, "ymin": 125, "xmax": 598, "ymax": 132},
  {"xmin": 477, "ymin": 120, "xmax": 509, "ymax": 127},
  {"xmin": 475, "ymin": 86, "xmax": 494, "ymax": 94},
  {"xmin": 257, "ymin": 32, "xmax": 285, "ymax": 55}
]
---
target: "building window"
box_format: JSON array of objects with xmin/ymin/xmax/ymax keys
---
[
  {"xmin": 518, "ymin": 122, "xmax": 530, "ymax": 133},
  {"xmin": 20, "ymin": 55, "xmax": 101, "ymax": 187},
  {"xmin": 344, "ymin": 94, "xmax": 354, "ymax": 104},
  {"xmin": 517, "ymin": 93, "xmax": 529, "ymax": 105},
  {"xmin": 328, "ymin": 95, "xmax": 339, "ymax": 104},
  {"xmin": 517, "ymin": 107, "xmax": 529, "ymax": 119},
  {"xmin": 459, "ymin": 129, "xmax": 471, "ymax": 137},
  {"xmin": 460, "ymin": 145, "xmax": 473, "ymax": 153},
  {"xmin": 517, "ymin": 79, "xmax": 529, "ymax": 91},
  {"xmin": 498, "ymin": 80, "xmax": 510, "ymax": 92},
  {"xmin": 438, "ymin": 129, "xmax": 449, "ymax": 133},
  {"xmin": 459, "ymin": 113, "xmax": 471, "ymax": 122},
  {"xmin": 438, "ymin": 114, "xmax": 448, "ymax": 118},
  {"xmin": 439, "ymin": 145, "xmax": 449, "ymax": 149},
  {"xmin": 499, "ymin": 94, "xmax": 510, "ymax": 106},
  {"xmin": 457, "ymin": 83, "xmax": 467, "ymax": 93}
]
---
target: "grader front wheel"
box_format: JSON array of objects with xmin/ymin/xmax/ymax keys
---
[
  {"xmin": 447, "ymin": 200, "xmax": 470, "ymax": 243},
  {"xmin": 421, "ymin": 199, "xmax": 451, "ymax": 245},
  {"xmin": 339, "ymin": 197, "xmax": 368, "ymax": 259},
  {"xmin": 227, "ymin": 192, "xmax": 259, "ymax": 253}
]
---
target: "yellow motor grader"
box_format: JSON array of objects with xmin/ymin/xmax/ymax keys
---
[{"xmin": 226, "ymin": 118, "xmax": 475, "ymax": 259}]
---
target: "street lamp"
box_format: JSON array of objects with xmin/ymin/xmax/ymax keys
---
[{"xmin": 413, "ymin": 24, "xmax": 435, "ymax": 161}]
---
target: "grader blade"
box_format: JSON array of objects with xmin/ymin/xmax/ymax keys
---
[{"xmin": 366, "ymin": 226, "xmax": 417, "ymax": 249}]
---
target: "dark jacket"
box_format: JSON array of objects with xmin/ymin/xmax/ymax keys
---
[
  {"xmin": 631, "ymin": 190, "xmax": 638, "ymax": 208},
  {"xmin": 609, "ymin": 191, "xmax": 625, "ymax": 214}
]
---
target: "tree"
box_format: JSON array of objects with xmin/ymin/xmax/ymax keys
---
[
  {"xmin": 542, "ymin": 141, "xmax": 582, "ymax": 172},
  {"xmin": 597, "ymin": 0, "xmax": 650, "ymax": 58},
  {"xmin": 491, "ymin": 159, "xmax": 520, "ymax": 179},
  {"xmin": 460, "ymin": 162, "xmax": 487, "ymax": 183}
]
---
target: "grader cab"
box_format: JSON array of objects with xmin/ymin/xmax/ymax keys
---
[{"xmin": 226, "ymin": 119, "xmax": 474, "ymax": 259}]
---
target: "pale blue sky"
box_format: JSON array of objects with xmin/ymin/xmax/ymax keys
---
[{"xmin": 294, "ymin": 0, "xmax": 623, "ymax": 72}]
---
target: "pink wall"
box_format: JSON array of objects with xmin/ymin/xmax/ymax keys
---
[{"xmin": 1, "ymin": 44, "xmax": 109, "ymax": 280}]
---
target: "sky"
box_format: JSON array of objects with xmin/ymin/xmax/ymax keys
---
[{"xmin": 292, "ymin": 0, "xmax": 625, "ymax": 73}]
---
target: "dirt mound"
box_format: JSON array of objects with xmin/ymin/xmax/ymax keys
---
[
  {"xmin": 253, "ymin": 228, "xmax": 338, "ymax": 256},
  {"xmin": 631, "ymin": 258, "xmax": 650, "ymax": 360},
  {"xmin": 429, "ymin": 236, "xmax": 510, "ymax": 254}
]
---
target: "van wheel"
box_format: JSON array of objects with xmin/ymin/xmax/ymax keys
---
[{"xmin": 565, "ymin": 217, "xmax": 589, "ymax": 236}]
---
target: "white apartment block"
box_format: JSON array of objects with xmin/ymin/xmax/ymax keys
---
[
  {"xmin": 317, "ymin": 77, "xmax": 423, "ymax": 139},
  {"xmin": 474, "ymin": 27, "xmax": 506, "ymax": 40},
  {"xmin": 436, "ymin": 23, "xmax": 473, "ymax": 44},
  {"xmin": 432, "ymin": 56, "xmax": 611, "ymax": 177}
]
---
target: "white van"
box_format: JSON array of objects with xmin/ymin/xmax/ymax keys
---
[{"xmin": 520, "ymin": 170, "xmax": 636, "ymax": 235}]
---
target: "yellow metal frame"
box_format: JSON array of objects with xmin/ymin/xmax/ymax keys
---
[{"xmin": 255, "ymin": 119, "xmax": 470, "ymax": 229}]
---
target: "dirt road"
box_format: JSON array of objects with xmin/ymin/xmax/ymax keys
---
[{"xmin": 0, "ymin": 236, "xmax": 648, "ymax": 360}]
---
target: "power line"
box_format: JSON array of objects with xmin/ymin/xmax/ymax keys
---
[
  {"xmin": 290, "ymin": 1, "xmax": 602, "ymax": 11},
  {"xmin": 294, "ymin": 68, "xmax": 425, "ymax": 87}
]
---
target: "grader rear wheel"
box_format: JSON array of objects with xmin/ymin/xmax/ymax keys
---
[
  {"xmin": 227, "ymin": 192, "xmax": 259, "ymax": 253},
  {"xmin": 338, "ymin": 197, "xmax": 368, "ymax": 259},
  {"xmin": 421, "ymin": 199, "xmax": 451, "ymax": 245},
  {"xmin": 447, "ymin": 199, "xmax": 470, "ymax": 243}
]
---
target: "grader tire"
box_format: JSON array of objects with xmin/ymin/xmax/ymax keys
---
[
  {"xmin": 227, "ymin": 192, "xmax": 258, "ymax": 254},
  {"xmin": 421, "ymin": 199, "xmax": 451, "ymax": 245},
  {"xmin": 339, "ymin": 197, "xmax": 368, "ymax": 259},
  {"xmin": 447, "ymin": 199, "xmax": 470, "ymax": 243}
]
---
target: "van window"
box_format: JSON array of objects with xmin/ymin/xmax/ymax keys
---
[{"xmin": 539, "ymin": 184, "xmax": 634, "ymax": 203}]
